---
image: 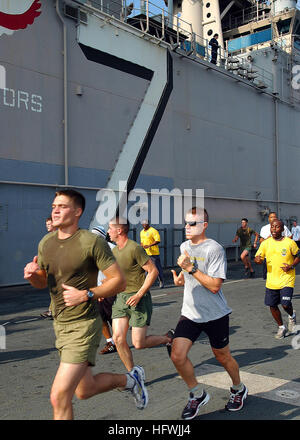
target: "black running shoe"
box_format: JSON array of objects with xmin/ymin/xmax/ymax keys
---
[
  {"xmin": 100, "ymin": 341, "xmax": 117, "ymax": 355},
  {"xmin": 166, "ymin": 329, "xmax": 175, "ymax": 357},
  {"xmin": 181, "ymin": 391, "xmax": 210, "ymax": 420},
  {"xmin": 40, "ymin": 310, "xmax": 53, "ymax": 319},
  {"xmin": 225, "ymin": 385, "xmax": 248, "ymax": 411}
]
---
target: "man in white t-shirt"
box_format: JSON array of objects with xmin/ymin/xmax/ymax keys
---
[
  {"xmin": 260, "ymin": 212, "xmax": 291, "ymax": 241},
  {"xmin": 91, "ymin": 226, "xmax": 117, "ymax": 355},
  {"xmin": 170, "ymin": 207, "xmax": 247, "ymax": 420},
  {"xmin": 291, "ymin": 221, "xmax": 300, "ymax": 248}
]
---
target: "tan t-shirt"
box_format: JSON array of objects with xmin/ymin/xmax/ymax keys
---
[
  {"xmin": 112, "ymin": 239, "xmax": 149, "ymax": 294},
  {"xmin": 38, "ymin": 229, "xmax": 116, "ymax": 322}
]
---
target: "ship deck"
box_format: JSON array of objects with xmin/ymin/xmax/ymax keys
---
[{"xmin": 1, "ymin": 262, "xmax": 300, "ymax": 424}]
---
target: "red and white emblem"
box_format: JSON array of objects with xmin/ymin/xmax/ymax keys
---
[{"xmin": 0, "ymin": 0, "xmax": 41, "ymax": 36}]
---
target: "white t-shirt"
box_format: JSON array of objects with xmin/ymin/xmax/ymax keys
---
[
  {"xmin": 291, "ymin": 225, "xmax": 300, "ymax": 241},
  {"xmin": 259, "ymin": 224, "xmax": 291, "ymax": 240},
  {"xmin": 97, "ymin": 242, "xmax": 116, "ymax": 285},
  {"xmin": 180, "ymin": 239, "xmax": 232, "ymax": 323}
]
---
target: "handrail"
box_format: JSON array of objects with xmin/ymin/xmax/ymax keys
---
[{"xmin": 72, "ymin": 0, "xmax": 300, "ymax": 101}]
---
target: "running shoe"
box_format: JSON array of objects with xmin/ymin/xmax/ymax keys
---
[
  {"xmin": 288, "ymin": 312, "xmax": 297, "ymax": 334},
  {"xmin": 129, "ymin": 365, "xmax": 148, "ymax": 410},
  {"xmin": 40, "ymin": 310, "xmax": 53, "ymax": 319},
  {"xmin": 244, "ymin": 268, "xmax": 250, "ymax": 278},
  {"xmin": 275, "ymin": 327, "xmax": 287, "ymax": 339},
  {"xmin": 225, "ymin": 385, "xmax": 248, "ymax": 411},
  {"xmin": 99, "ymin": 341, "xmax": 117, "ymax": 355},
  {"xmin": 181, "ymin": 390, "xmax": 210, "ymax": 420},
  {"xmin": 166, "ymin": 329, "xmax": 175, "ymax": 357},
  {"xmin": 249, "ymin": 271, "xmax": 255, "ymax": 278}
]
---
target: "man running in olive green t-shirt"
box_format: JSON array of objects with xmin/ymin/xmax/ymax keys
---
[
  {"xmin": 232, "ymin": 218, "xmax": 259, "ymax": 278},
  {"xmin": 108, "ymin": 217, "xmax": 173, "ymax": 373},
  {"xmin": 24, "ymin": 190, "xmax": 148, "ymax": 419}
]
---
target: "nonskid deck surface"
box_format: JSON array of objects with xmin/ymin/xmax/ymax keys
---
[{"xmin": 1, "ymin": 263, "xmax": 300, "ymax": 421}]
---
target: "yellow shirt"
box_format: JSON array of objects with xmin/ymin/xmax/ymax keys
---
[
  {"xmin": 255, "ymin": 237, "xmax": 299, "ymax": 289},
  {"xmin": 140, "ymin": 227, "xmax": 160, "ymax": 256}
]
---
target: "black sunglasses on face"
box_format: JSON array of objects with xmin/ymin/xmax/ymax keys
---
[{"xmin": 185, "ymin": 221, "xmax": 205, "ymax": 226}]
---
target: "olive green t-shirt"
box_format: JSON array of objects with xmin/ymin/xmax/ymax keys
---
[
  {"xmin": 236, "ymin": 227, "xmax": 255, "ymax": 249},
  {"xmin": 112, "ymin": 239, "xmax": 149, "ymax": 294},
  {"xmin": 38, "ymin": 229, "xmax": 116, "ymax": 323}
]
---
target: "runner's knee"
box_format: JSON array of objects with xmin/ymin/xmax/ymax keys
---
[
  {"xmin": 132, "ymin": 340, "xmax": 145, "ymax": 350},
  {"xmin": 50, "ymin": 387, "xmax": 73, "ymax": 408},
  {"xmin": 113, "ymin": 332, "xmax": 127, "ymax": 346},
  {"xmin": 75, "ymin": 386, "xmax": 93, "ymax": 400},
  {"xmin": 170, "ymin": 348, "xmax": 186, "ymax": 366}
]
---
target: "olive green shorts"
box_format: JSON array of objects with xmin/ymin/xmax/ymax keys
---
[
  {"xmin": 111, "ymin": 291, "xmax": 152, "ymax": 327},
  {"xmin": 240, "ymin": 246, "xmax": 252, "ymax": 253},
  {"xmin": 53, "ymin": 316, "xmax": 102, "ymax": 366}
]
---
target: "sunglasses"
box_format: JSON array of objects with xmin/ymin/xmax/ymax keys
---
[{"xmin": 185, "ymin": 221, "xmax": 205, "ymax": 227}]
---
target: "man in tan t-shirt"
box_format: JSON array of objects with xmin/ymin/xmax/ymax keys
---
[
  {"xmin": 24, "ymin": 189, "xmax": 148, "ymax": 419},
  {"xmin": 109, "ymin": 217, "xmax": 173, "ymax": 376}
]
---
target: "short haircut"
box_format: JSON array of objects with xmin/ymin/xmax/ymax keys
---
[
  {"xmin": 46, "ymin": 216, "xmax": 52, "ymax": 222},
  {"xmin": 272, "ymin": 218, "xmax": 284, "ymax": 228},
  {"xmin": 186, "ymin": 207, "xmax": 209, "ymax": 223},
  {"xmin": 269, "ymin": 211, "xmax": 277, "ymax": 217},
  {"xmin": 242, "ymin": 218, "xmax": 248, "ymax": 223},
  {"xmin": 214, "ymin": 33, "xmax": 219, "ymax": 37},
  {"xmin": 55, "ymin": 189, "xmax": 85, "ymax": 213},
  {"xmin": 110, "ymin": 216, "xmax": 130, "ymax": 234}
]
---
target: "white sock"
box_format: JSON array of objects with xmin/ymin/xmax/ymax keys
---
[
  {"xmin": 125, "ymin": 373, "xmax": 135, "ymax": 390},
  {"xmin": 279, "ymin": 325, "xmax": 285, "ymax": 329},
  {"xmin": 106, "ymin": 337, "xmax": 114, "ymax": 344}
]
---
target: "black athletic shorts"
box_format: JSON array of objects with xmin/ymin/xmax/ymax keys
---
[
  {"xmin": 265, "ymin": 287, "xmax": 293, "ymax": 307},
  {"xmin": 98, "ymin": 296, "xmax": 116, "ymax": 324},
  {"xmin": 174, "ymin": 314, "xmax": 230, "ymax": 349}
]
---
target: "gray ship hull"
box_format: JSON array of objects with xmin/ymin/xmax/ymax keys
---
[{"xmin": 1, "ymin": 0, "xmax": 300, "ymax": 285}]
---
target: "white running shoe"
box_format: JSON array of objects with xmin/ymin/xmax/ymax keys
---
[
  {"xmin": 129, "ymin": 365, "xmax": 148, "ymax": 410},
  {"xmin": 288, "ymin": 312, "xmax": 297, "ymax": 334},
  {"xmin": 275, "ymin": 327, "xmax": 287, "ymax": 339}
]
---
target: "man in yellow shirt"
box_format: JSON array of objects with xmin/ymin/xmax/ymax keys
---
[
  {"xmin": 255, "ymin": 219, "xmax": 300, "ymax": 339},
  {"xmin": 140, "ymin": 220, "xmax": 164, "ymax": 288}
]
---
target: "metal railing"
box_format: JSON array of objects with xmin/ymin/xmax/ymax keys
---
[
  {"xmin": 127, "ymin": 226, "xmax": 243, "ymax": 269},
  {"xmin": 222, "ymin": 3, "xmax": 271, "ymax": 32},
  {"xmin": 77, "ymin": 0, "xmax": 275, "ymax": 90},
  {"xmin": 75, "ymin": 0, "xmax": 300, "ymax": 99}
]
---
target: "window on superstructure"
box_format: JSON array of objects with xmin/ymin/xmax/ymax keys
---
[{"xmin": 276, "ymin": 18, "xmax": 292, "ymax": 35}]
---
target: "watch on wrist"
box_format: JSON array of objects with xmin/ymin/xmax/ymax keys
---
[
  {"xmin": 188, "ymin": 265, "xmax": 197, "ymax": 275},
  {"xmin": 87, "ymin": 290, "xmax": 94, "ymax": 299},
  {"xmin": 290, "ymin": 265, "xmax": 295, "ymax": 270}
]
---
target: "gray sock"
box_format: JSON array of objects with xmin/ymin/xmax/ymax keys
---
[
  {"xmin": 232, "ymin": 382, "xmax": 244, "ymax": 392},
  {"xmin": 189, "ymin": 384, "xmax": 203, "ymax": 398}
]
